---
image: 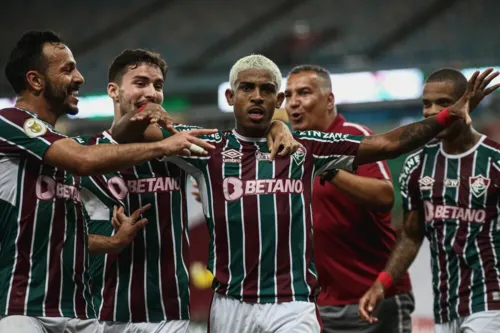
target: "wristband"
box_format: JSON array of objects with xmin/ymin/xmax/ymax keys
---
[
  {"xmin": 376, "ymin": 271, "xmax": 393, "ymax": 290},
  {"xmin": 138, "ymin": 103, "xmax": 149, "ymax": 113},
  {"xmin": 436, "ymin": 107, "xmax": 453, "ymax": 127}
]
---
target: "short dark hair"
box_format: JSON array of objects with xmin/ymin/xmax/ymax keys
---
[
  {"xmin": 288, "ymin": 64, "xmax": 332, "ymax": 91},
  {"xmin": 108, "ymin": 49, "xmax": 168, "ymax": 84},
  {"xmin": 425, "ymin": 68, "xmax": 467, "ymax": 99},
  {"xmin": 5, "ymin": 30, "xmax": 63, "ymax": 94}
]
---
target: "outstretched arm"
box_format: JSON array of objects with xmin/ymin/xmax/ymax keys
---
[
  {"xmin": 45, "ymin": 129, "xmax": 216, "ymax": 176},
  {"xmin": 358, "ymin": 208, "xmax": 425, "ymax": 322},
  {"xmin": 354, "ymin": 117, "xmax": 445, "ymax": 165},
  {"xmin": 354, "ymin": 68, "xmax": 499, "ymax": 166}
]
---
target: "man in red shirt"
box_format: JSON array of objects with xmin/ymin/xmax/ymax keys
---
[{"xmin": 284, "ymin": 64, "xmax": 414, "ymax": 333}]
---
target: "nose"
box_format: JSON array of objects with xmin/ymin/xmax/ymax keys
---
[
  {"xmin": 143, "ymin": 84, "xmax": 157, "ymax": 101},
  {"xmin": 74, "ymin": 69, "xmax": 84, "ymax": 85},
  {"xmin": 287, "ymin": 93, "xmax": 300, "ymax": 108},
  {"xmin": 251, "ymin": 89, "xmax": 264, "ymax": 104}
]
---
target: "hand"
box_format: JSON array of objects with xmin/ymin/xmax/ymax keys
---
[
  {"xmin": 159, "ymin": 127, "xmax": 217, "ymax": 156},
  {"xmin": 191, "ymin": 182, "xmax": 201, "ymax": 203},
  {"xmin": 468, "ymin": 68, "xmax": 500, "ymax": 112},
  {"xmin": 111, "ymin": 204, "xmax": 151, "ymax": 252},
  {"xmin": 358, "ymin": 282, "xmax": 385, "ymax": 323},
  {"xmin": 130, "ymin": 103, "xmax": 173, "ymax": 129},
  {"xmin": 449, "ymin": 68, "xmax": 500, "ymax": 125},
  {"xmin": 267, "ymin": 121, "xmax": 300, "ymax": 160}
]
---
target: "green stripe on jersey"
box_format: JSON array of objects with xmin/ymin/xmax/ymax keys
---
[
  {"xmin": 289, "ymin": 154, "xmax": 309, "ymax": 301},
  {"xmin": 443, "ymin": 158, "xmax": 460, "ymax": 319},
  {"xmin": 255, "ymin": 142, "xmax": 276, "ymax": 303},
  {"xmin": 467, "ymin": 149, "xmax": 488, "ymax": 313}
]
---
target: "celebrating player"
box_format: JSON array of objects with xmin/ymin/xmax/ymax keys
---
[
  {"xmin": 112, "ymin": 54, "xmax": 479, "ymax": 333},
  {"xmin": 359, "ymin": 68, "xmax": 500, "ymax": 333},
  {"xmin": 78, "ymin": 49, "xmax": 298, "ymax": 333},
  {"xmin": 0, "ymin": 31, "xmax": 217, "ymax": 333},
  {"xmin": 284, "ymin": 64, "xmax": 414, "ymax": 333}
]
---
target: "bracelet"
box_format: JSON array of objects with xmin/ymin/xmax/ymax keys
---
[
  {"xmin": 376, "ymin": 271, "xmax": 393, "ymax": 290},
  {"xmin": 138, "ymin": 103, "xmax": 149, "ymax": 113},
  {"xmin": 436, "ymin": 107, "xmax": 453, "ymax": 127}
]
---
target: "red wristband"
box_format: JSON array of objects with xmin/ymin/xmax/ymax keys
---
[
  {"xmin": 436, "ymin": 107, "xmax": 453, "ymax": 127},
  {"xmin": 138, "ymin": 103, "xmax": 149, "ymax": 113},
  {"xmin": 376, "ymin": 271, "xmax": 393, "ymax": 290}
]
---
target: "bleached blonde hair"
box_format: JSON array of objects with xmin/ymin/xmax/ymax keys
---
[{"xmin": 229, "ymin": 54, "xmax": 282, "ymax": 91}]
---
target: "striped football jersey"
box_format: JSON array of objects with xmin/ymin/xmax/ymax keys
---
[
  {"xmin": 0, "ymin": 108, "xmax": 94, "ymax": 319},
  {"xmin": 400, "ymin": 136, "xmax": 500, "ymax": 323},
  {"xmin": 166, "ymin": 126, "xmax": 362, "ymax": 303},
  {"xmin": 76, "ymin": 131, "xmax": 190, "ymax": 322}
]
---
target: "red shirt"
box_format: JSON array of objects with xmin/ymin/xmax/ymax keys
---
[{"xmin": 313, "ymin": 115, "xmax": 412, "ymax": 306}]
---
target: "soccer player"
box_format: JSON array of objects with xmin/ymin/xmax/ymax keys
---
[
  {"xmin": 112, "ymin": 54, "xmax": 479, "ymax": 333},
  {"xmin": 0, "ymin": 31, "xmax": 216, "ymax": 333},
  {"xmin": 359, "ymin": 68, "xmax": 500, "ymax": 333},
  {"xmin": 284, "ymin": 64, "xmax": 414, "ymax": 333},
  {"xmin": 78, "ymin": 49, "xmax": 298, "ymax": 333}
]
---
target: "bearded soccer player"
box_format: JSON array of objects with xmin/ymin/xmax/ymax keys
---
[
  {"xmin": 77, "ymin": 49, "xmax": 297, "ymax": 333},
  {"xmin": 359, "ymin": 68, "xmax": 500, "ymax": 333},
  {"xmin": 112, "ymin": 54, "xmax": 478, "ymax": 333},
  {"xmin": 284, "ymin": 64, "xmax": 414, "ymax": 333},
  {"xmin": 0, "ymin": 31, "xmax": 217, "ymax": 333}
]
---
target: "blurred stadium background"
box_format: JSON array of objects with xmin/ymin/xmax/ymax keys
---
[{"xmin": 2, "ymin": 0, "xmax": 500, "ymax": 331}]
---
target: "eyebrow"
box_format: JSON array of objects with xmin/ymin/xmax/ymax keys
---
[{"xmin": 132, "ymin": 75, "xmax": 164, "ymax": 83}]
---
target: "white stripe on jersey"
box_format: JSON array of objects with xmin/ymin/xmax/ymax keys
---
[
  {"xmin": 0, "ymin": 157, "xmax": 20, "ymax": 206},
  {"xmin": 26, "ymin": 174, "xmax": 42, "ymax": 315},
  {"xmin": 252, "ymin": 142, "xmax": 262, "ymax": 303},
  {"xmin": 287, "ymin": 156, "xmax": 296, "ymax": 301}
]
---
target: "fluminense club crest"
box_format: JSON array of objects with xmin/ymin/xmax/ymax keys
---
[{"xmin": 469, "ymin": 175, "xmax": 490, "ymax": 197}]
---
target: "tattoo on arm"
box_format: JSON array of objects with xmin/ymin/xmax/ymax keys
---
[
  {"xmin": 356, "ymin": 117, "xmax": 443, "ymax": 165},
  {"xmin": 384, "ymin": 209, "xmax": 425, "ymax": 282}
]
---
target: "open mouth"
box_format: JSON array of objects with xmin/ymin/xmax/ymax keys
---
[
  {"xmin": 68, "ymin": 88, "xmax": 79, "ymax": 103},
  {"xmin": 290, "ymin": 112, "xmax": 303, "ymax": 122},
  {"xmin": 248, "ymin": 108, "xmax": 265, "ymax": 120}
]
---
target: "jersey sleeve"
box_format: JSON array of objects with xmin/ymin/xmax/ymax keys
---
[
  {"xmin": 294, "ymin": 130, "xmax": 362, "ymax": 176},
  {"xmin": 0, "ymin": 109, "xmax": 67, "ymax": 160},
  {"xmin": 161, "ymin": 125, "xmax": 223, "ymax": 171},
  {"xmin": 399, "ymin": 150, "xmax": 424, "ymax": 211}
]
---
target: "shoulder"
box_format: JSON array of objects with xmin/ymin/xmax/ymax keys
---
[
  {"xmin": 341, "ymin": 121, "xmax": 374, "ymax": 136},
  {"xmin": 399, "ymin": 149, "xmax": 424, "ymax": 184},
  {"xmin": 0, "ymin": 107, "xmax": 34, "ymax": 128}
]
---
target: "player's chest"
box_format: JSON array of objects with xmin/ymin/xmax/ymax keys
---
[{"xmin": 98, "ymin": 161, "xmax": 185, "ymax": 201}]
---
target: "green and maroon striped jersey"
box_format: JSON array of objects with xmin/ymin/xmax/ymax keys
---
[
  {"xmin": 0, "ymin": 108, "xmax": 95, "ymax": 319},
  {"xmin": 400, "ymin": 136, "xmax": 500, "ymax": 323},
  {"xmin": 166, "ymin": 127, "xmax": 362, "ymax": 303},
  {"xmin": 76, "ymin": 131, "xmax": 190, "ymax": 322}
]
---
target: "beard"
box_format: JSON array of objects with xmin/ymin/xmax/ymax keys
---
[{"xmin": 43, "ymin": 77, "xmax": 79, "ymax": 115}]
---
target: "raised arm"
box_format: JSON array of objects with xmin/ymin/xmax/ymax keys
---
[
  {"xmin": 354, "ymin": 68, "xmax": 498, "ymax": 166},
  {"xmin": 45, "ymin": 128, "xmax": 216, "ymax": 176},
  {"xmin": 111, "ymin": 103, "xmax": 171, "ymax": 143},
  {"xmin": 358, "ymin": 208, "xmax": 425, "ymax": 322}
]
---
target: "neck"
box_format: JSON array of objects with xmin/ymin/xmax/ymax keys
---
[
  {"xmin": 320, "ymin": 109, "xmax": 337, "ymax": 131},
  {"xmin": 441, "ymin": 126, "xmax": 482, "ymax": 155},
  {"xmin": 15, "ymin": 94, "xmax": 60, "ymax": 126},
  {"xmin": 234, "ymin": 122, "xmax": 270, "ymax": 138},
  {"xmin": 109, "ymin": 103, "xmax": 123, "ymax": 134}
]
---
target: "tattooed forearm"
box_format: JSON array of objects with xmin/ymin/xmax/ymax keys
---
[
  {"xmin": 396, "ymin": 117, "xmax": 443, "ymax": 153},
  {"xmin": 384, "ymin": 210, "xmax": 424, "ymax": 282},
  {"xmin": 355, "ymin": 116, "xmax": 444, "ymax": 165}
]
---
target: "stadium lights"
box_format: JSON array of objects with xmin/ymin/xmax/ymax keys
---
[
  {"xmin": 1, "ymin": 67, "xmax": 498, "ymax": 118},
  {"xmin": 217, "ymin": 66, "xmax": 500, "ymax": 112}
]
